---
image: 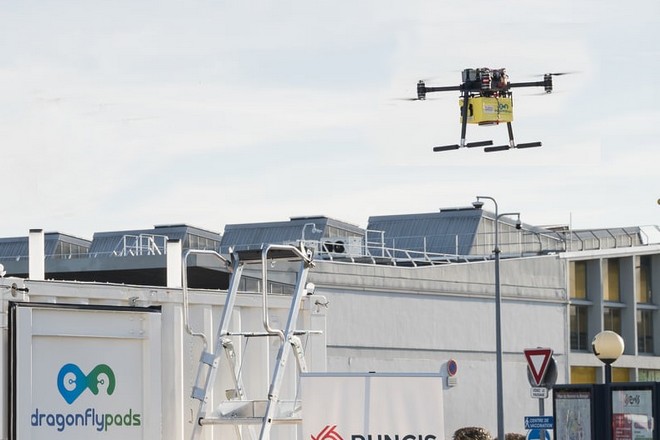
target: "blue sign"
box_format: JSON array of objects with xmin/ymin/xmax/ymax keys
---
[
  {"xmin": 524, "ymin": 416, "xmax": 553, "ymax": 430},
  {"xmin": 526, "ymin": 428, "xmax": 551, "ymax": 440}
]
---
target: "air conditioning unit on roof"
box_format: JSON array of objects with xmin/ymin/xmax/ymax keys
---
[{"xmin": 321, "ymin": 236, "xmax": 364, "ymax": 256}]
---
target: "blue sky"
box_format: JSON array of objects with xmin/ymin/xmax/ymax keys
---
[{"xmin": 1, "ymin": 1, "xmax": 659, "ymax": 238}]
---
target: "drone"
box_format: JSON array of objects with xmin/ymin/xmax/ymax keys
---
[{"xmin": 415, "ymin": 68, "xmax": 566, "ymax": 152}]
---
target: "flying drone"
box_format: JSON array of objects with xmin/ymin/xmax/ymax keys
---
[{"xmin": 415, "ymin": 68, "xmax": 566, "ymax": 152}]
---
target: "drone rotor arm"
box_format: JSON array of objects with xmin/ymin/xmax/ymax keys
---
[
  {"xmin": 423, "ymin": 85, "xmax": 463, "ymax": 94},
  {"xmin": 414, "ymin": 80, "xmax": 460, "ymax": 100},
  {"xmin": 508, "ymin": 80, "xmax": 547, "ymax": 89},
  {"xmin": 509, "ymin": 75, "xmax": 553, "ymax": 93}
]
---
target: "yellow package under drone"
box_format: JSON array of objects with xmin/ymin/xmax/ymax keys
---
[{"xmin": 459, "ymin": 96, "xmax": 513, "ymax": 124}]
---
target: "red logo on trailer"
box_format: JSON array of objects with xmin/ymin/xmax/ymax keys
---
[
  {"xmin": 312, "ymin": 425, "xmax": 344, "ymax": 440},
  {"xmin": 524, "ymin": 348, "xmax": 553, "ymax": 386}
]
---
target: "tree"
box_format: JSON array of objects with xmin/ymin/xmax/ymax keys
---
[{"xmin": 453, "ymin": 427, "xmax": 493, "ymax": 440}]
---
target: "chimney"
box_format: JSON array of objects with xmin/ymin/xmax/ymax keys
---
[
  {"xmin": 166, "ymin": 239, "xmax": 182, "ymax": 288},
  {"xmin": 28, "ymin": 229, "xmax": 45, "ymax": 280}
]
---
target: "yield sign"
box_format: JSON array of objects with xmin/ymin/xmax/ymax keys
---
[{"xmin": 524, "ymin": 348, "xmax": 553, "ymax": 386}]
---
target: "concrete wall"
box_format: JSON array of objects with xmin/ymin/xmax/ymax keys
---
[{"xmin": 308, "ymin": 255, "xmax": 567, "ymax": 437}]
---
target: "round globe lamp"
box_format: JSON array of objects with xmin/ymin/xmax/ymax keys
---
[{"xmin": 592, "ymin": 330, "xmax": 625, "ymax": 383}]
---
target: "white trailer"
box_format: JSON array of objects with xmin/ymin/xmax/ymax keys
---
[
  {"xmin": 1, "ymin": 244, "xmax": 446, "ymax": 440},
  {"xmin": 1, "ymin": 245, "xmax": 328, "ymax": 440}
]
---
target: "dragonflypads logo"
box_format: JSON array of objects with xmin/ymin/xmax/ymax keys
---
[
  {"xmin": 58, "ymin": 363, "xmax": 116, "ymax": 404},
  {"xmin": 30, "ymin": 363, "xmax": 142, "ymax": 433}
]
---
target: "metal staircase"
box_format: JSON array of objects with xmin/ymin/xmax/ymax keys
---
[{"xmin": 183, "ymin": 244, "xmax": 316, "ymax": 440}]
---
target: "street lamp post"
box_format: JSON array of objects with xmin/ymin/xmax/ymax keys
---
[
  {"xmin": 473, "ymin": 196, "xmax": 521, "ymax": 440},
  {"xmin": 592, "ymin": 331, "xmax": 625, "ymax": 439}
]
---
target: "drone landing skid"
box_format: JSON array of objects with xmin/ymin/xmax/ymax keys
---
[
  {"xmin": 484, "ymin": 141, "xmax": 542, "ymax": 152},
  {"xmin": 433, "ymin": 140, "xmax": 493, "ymax": 152},
  {"xmin": 433, "ymin": 139, "xmax": 541, "ymax": 153},
  {"xmin": 433, "ymin": 120, "xmax": 542, "ymax": 153},
  {"xmin": 483, "ymin": 121, "xmax": 542, "ymax": 152}
]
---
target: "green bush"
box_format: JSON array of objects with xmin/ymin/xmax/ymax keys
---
[{"xmin": 453, "ymin": 427, "xmax": 493, "ymax": 440}]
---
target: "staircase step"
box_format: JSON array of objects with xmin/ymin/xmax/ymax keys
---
[{"xmin": 198, "ymin": 416, "xmax": 302, "ymax": 426}]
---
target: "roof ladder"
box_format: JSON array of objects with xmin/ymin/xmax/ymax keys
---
[{"xmin": 184, "ymin": 244, "xmax": 315, "ymax": 440}]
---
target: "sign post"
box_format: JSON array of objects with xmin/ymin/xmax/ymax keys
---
[
  {"xmin": 524, "ymin": 348, "xmax": 553, "ymax": 386},
  {"xmin": 524, "ymin": 348, "xmax": 556, "ymax": 440}
]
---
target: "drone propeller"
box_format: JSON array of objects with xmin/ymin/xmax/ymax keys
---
[
  {"xmin": 392, "ymin": 95, "xmax": 447, "ymax": 102},
  {"xmin": 522, "ymin": 90, "xmax": 565, "ymax": 96},
  {"xmin": 533, "ymin": 71, "xmax": 578, "ymax": 77},
  {"xmin": 418, "ymin": 76, "xmax": 444, "ymax": 82}
]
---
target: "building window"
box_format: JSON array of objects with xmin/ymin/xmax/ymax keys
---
[
  {"xmin": 605, "ymin": 258, "xmax": 621, "ymax": 302},
  {"xmin": 638, "ymin": 310, "xmax": 654, "ymax": 354},
  {"xmin": 325, "ymin": 226, "xmax": 361, "ymax": 239},
  {"xmin": 54, "ymin": 242, "xmax": 88, "ymax": 259},
  {"xmin": 639, "ymin": 369, "xmax": 660, "ymax": 381},
  {"xmin": 239, "ymin": 277, "xmax": 260, "ymax": 292},
  {"xmin": 639, "ymin": 256, "xmax": 652, "ymax": 304},
  {"xmin": 571, "ymin": 366, "xmax": 596, "ymax": 384},
  {"xmin": 570, "ymin": 305, "xmax": 589, "ymax": 351},
  {"xmin": 612, "ymin": 368, "xmax": 631, "ymax": 382},
  {"xmin": 186, "ymin": 234, "xmax": 219, "ymax": 251},
  {"xmin": 604, "ymin": 308, "xmax": 622, "ymax": 335},
  {"xmin": 570, "ymin": 261, "xmax": 587, "ymax": 299}
]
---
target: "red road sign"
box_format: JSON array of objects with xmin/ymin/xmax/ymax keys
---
[{"xmin": 524, "ymin": 348, "xmax": 553, "ymax": 386}]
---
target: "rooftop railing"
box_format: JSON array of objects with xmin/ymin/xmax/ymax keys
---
[{"xmin": 1, "ymin": 226, "xmax": 658, "ymax": 265}]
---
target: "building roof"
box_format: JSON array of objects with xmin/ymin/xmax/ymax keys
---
[
  {"xmin": 1, "ymin": 210, "xmax": 658, "ymax": 286},
  {"xmin": 89, "ymin": 224, "xmax": 222, "ymax": 256},
  {"xmin": 0, "ymin": 225, "xmax": 227, "ymax": 289},
  {"xmin": 563, "ymin": 226, "xmax": 643, "ymax": 251},
  {"xmin": 367, "ymin": 208, "xmax": 482, "ymax": 255},
  {"xmin": 220, "ymin": 216, "xmax": 364, "ymax": 252},
  {"xmin": 0, "ymin": 232, "xmax": 91, "ymax": 262}
]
